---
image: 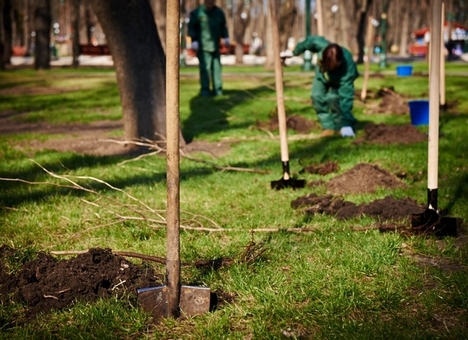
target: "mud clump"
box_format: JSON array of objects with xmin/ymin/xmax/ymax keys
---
[
  {"xmin": 292, "ymin": 194, "xmax": 425, "ymax": 222},
  {"xmin": 0, "ymin": 247, "xmax": 161, "ymax": 321}
]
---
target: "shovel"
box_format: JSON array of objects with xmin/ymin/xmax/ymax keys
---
[
  {"xmin": 269, "ymin": 0, "xmax": 306, "ymax": 190},
  {"xmin": 137, "ymin": 0, "xmax": 211, "ymax": 320},
  {"xmin": 411, "ymin": 0, "xmax": 457, "ymax": 237}
]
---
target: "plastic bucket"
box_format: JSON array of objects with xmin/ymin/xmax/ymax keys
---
[
  {"xmin": 408, "ymin": 100, "xmax": 429, "ymax": 125},
  {"xmin": 396, "ymin": 65, "xmax": 413, "ymax": 76}
]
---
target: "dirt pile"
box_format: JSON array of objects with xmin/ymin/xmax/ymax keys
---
[
  {"xmin": 300, "ymin": 160, "xmax": 339, "ymax": 175},
  {"xmin": 354, "ymin": 123, "xmax": 427, "ymax": 145},
  {"xmin": 256, "ymin": 114, "xmax": 317, "ymax": 134},
  {"xmin": 0, "ymin": 247, "xmax": 161, "ymax": 321},
  {"xmin": 367, "ymin": 87, "xmax": 411, "ymax": 115},
  {"xmin": 326, "ymin": 163, "xmax": 405, "ymax": 195},
  {"xmin": 292, "ymin": 194, "xmax": 425, "ymax": 221}
]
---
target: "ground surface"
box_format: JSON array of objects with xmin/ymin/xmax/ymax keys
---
[
  {"xmin": 1, "ymin": 94, "xmax": 461, "ymax": 324},
  {"xmin": 0, "ymin": 247, "xmax": 160, "ymax": 321}
]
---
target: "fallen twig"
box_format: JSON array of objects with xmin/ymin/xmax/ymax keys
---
[{"xmin": 100, "ymin": 137, "xmax": 269, "ymax": 173}]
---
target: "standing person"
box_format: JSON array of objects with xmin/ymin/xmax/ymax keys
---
[
  {"xmin": 188, "ymin": 0, "xmax": 229, "ymax": 97},
  {"xmin": 282, "ymin": 36, "xmax": 359, "ymax": 137}
]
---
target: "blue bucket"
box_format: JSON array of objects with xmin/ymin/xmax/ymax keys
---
[
  {"xmin": 396, "ymin": 65, "xmax": 413, "ymax": 76},
  {"xmin": 408, "ymin": 100, "xmax": 429, "ymax": 126}
]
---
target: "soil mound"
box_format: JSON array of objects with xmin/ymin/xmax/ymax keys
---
[
  {"xmin": 367, "ymin": 87, "xmax": 410, "ymax": 115},
  {"xmin": 256, "ymin": 114, "xmax": 317, "ymax": 133},
  {"xmin": 292, "ymin": 194, "xmax": 425, "ymax": 221},
  {"xmin": 354, "ymin": 123, "xmax": 427, "ymax": 145},
  {"xmin": 0, "ymin": 247, "xmax": 161, "ymax": 321},
  {"xmin": 326, "ymin": 163, "xmax": 405, "ymax": 195},
  {"xmin": 300, "ymin": 160, "xmax": 339, "ymax": 175}
]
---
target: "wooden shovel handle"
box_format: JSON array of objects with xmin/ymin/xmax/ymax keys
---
[
  {"xmin": 166, "ymin": 0, "xmax": 181, "ymax": 317},
  {"xmin": 428, "ymin": 0, "xmax": 442, "ymax": 193},
  {"xmin": 269, "ymin": 0, "xmax": 289, "ymax": 164}
]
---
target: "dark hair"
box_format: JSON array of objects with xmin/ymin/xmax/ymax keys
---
[{"xmin": 321, "ymin": 43, "xmax": 344, "ymax": 72}]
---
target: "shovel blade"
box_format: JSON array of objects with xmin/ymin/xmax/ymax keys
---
[
  {"xmin": 137, "ymin": 285, "xmax": 211, "ymax": 320},
  {"xmin": 137, "ymin": 285, "xmax": 169, "ymax": 320},
  {"xmin": 411, "ymin": 208, "xmax": 458, "ymax": 237},
  {"xmin": 271, "ymin": 178, "xmax": 306, "ymax": 190},
  {"xmin": 180, "ymin": 285, "xmax": 211, "ymax": 317}
]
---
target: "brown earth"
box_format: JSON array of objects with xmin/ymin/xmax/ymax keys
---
[
  {"xmin": 353, "ymin": 122, "xmax": 427, "ymax": 145},
  {"xmin": 365, "ymin": 87, "xmax": 412, "ymax": 115},
  {"xmin": 0, "ymin": 247, "xmax": 161, "ymax": 322}
]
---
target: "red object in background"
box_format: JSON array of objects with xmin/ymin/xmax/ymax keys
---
[
  {"xmin": 408, "ymin": 21, "xmax": 467, "ymax": 57},
  {"xmin": 12, "ymin": 46, "xmax": 26, "ymax": 56}
]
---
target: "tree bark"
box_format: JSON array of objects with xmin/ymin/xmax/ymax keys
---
[
  {"xmin": 233, "ymin": 0, "xmax": 250, "ymax": 64},
  {"xmin": 264, "ymin": 0, "xmax": 274, "ymax": 70},
  {"xmin": 2, "ymin": 0, "xmax": 12, "ymax": 65},
  {"xmin": 70, "ymin": 0, "xmax": 80, "ymax": 67},
  {"xmin": 0, "ymin": 0, "xmax": 4, "ymax": 71},
  {"xmin": 34, "ymin": 0, "xmax": 51, "ymax": 70},
  {"xmin": 88, "ymin": 0, "xmax": 177, "ymax": 148},
  {"xmin": 149, "ymin": 0, "xmax": 166, "ymax": 53},
  {"xmin": 356, "ymin": 0, "xmax": 373, "ymax": 64}
]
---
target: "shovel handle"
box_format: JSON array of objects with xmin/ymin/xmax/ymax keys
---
[
  {"xmin": 428, "ymin": 0, "xmax": 442, "ymax": 196},
  {"xmin": 269, "ymin": 0, "xmax": 289, "ymax": 164},
  {"xmin": 166, "ymin": 0, "xmax": 181, "ymax": 317}
]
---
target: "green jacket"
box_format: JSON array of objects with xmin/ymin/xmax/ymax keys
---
[
  {"xmin": 188, "ymin": 5, "xmax": 228, "ymax": 53},
  {"xmin": 293, "ymin": 36, "xmax": 359, "ymax": 115}
]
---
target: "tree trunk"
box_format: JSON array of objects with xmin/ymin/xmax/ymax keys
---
[
  {"xmin": 34, "ymin": 0, "xmax": 51, "ymax": 70},
  {"xmin": 398, "ymin": 1, "xmax": 409, "ymax": 56},
  {"xmin": 233, "ymin": 0, "xmax": 250, "ymax": 64},
  {"xmin": 279, "ymin": 0, "xmax": 297, "ymax": 51},
  {"xmin": 0, "ymin": 0, "xmax": 5, "ymax": 71},
  {"xmin": 2, "ymin": 0, "xmax": 12, "ymax": 65},
  {"xmin": 70, "ymin": 0, "xmax": 80, "ymax": 67},
  {"xmin": 149, "ymin": 0, "xmax": 166, "ymax": 53},
  {"xmin": 264, "ymin": 0, "xmax": 274, "ymax": 70},
  {"xmin": 356, "ymin": 0, "xmax": 373, "ymax": 64},
  {"xmin": 88, "ymin": 0, "xmax": 176, "ymax": 148}
]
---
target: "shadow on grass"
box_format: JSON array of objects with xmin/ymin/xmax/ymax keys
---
[{"xmin": 183, "ymin": 86, "xmax": 273, "ymax": 142}]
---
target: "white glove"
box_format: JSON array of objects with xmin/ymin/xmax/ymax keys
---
[
  {"xmin": 224, "ymin": 38, "xmax": 230, "ymax": 47},
  {"xmin": 191, "ymin": 41, "xmax": 199, "ymax": 52},
  {"xmin": 340, "ymin": 126, "xmax": 355, "ymax": 137},
  {"xmin": 280, "ymin": 50, "xmax": 293, "ymax": 58}
]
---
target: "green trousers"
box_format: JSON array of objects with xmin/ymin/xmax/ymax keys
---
[
  {"xmin": 311, "ymin": 79, "xmax": 357, "ymax": 130},
  {"xmin": 197, "ymin": 50, "xmax": 223, "ymax": 96}
]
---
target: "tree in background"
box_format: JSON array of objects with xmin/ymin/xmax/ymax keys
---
[
  {"xmin": 0, "ymin": 0, "xmax": 4, "ymax": 70},
  {"xmin": 2, "ymin": 0, "xmax": 12, "ymax": 65},
  {"xmin": 34, "ymin": 0, "xmax": 51, "ymax": 70},
  {"xmin": 88, "ymin": 0, "xmax": 174, "ymax": 148},
  {"xmin": 232, "ymin": 0, "xmax": 251, "ymax": 64}
]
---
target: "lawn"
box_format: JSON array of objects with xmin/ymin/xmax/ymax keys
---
[{"xmin": 0, "ymin": 59, "xmax": 467, "ymax": 339}]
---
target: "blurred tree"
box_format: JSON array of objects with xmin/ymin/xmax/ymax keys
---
[
  {"xmin": 2, "ymin": 0, "xmax": 12, "ymax": 65},
  {"xmin": 70, "ymin": 0, "xmax": 79, "ymax": 67},
  {"xmin": 88, "ymin": 0, "xmax": 178, "ymax": 148},
  {"xmin": 233, "ymin": 0, "xmax": 251, "ymax": 63},
  {"xmin": 34, "ymin": 0, "xmax": 51, "ymax": 70},
  {"xmin": 0, "ymin": 0, "xmax": 4, "ymax": 70}
]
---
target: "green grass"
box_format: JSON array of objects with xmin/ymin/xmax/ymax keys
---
[{"xmin": 0, "ymin": 61, "xmax": 468, "ymax": 339}]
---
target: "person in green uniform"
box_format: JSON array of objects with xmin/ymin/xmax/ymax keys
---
[
  {"xmin": 282, "ymin": 36, "xmax": 359, "ymax": 137},
  {"xmin": 188, "ymin": 0, "xmax": 229, "ymax": 97}
]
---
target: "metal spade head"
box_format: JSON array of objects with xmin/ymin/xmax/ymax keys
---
[{"xmin": 137, "ymin": 285, "xmax": 211, "ymax": 320}]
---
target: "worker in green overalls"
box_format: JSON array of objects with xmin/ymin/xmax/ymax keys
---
[
  {"xmin": 282, "ymin": 36, "xmax": 359, "ymax": 137},
  {"xmin": 188, "ymin": 0, "xmax": 229, "ymax": 97}
]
